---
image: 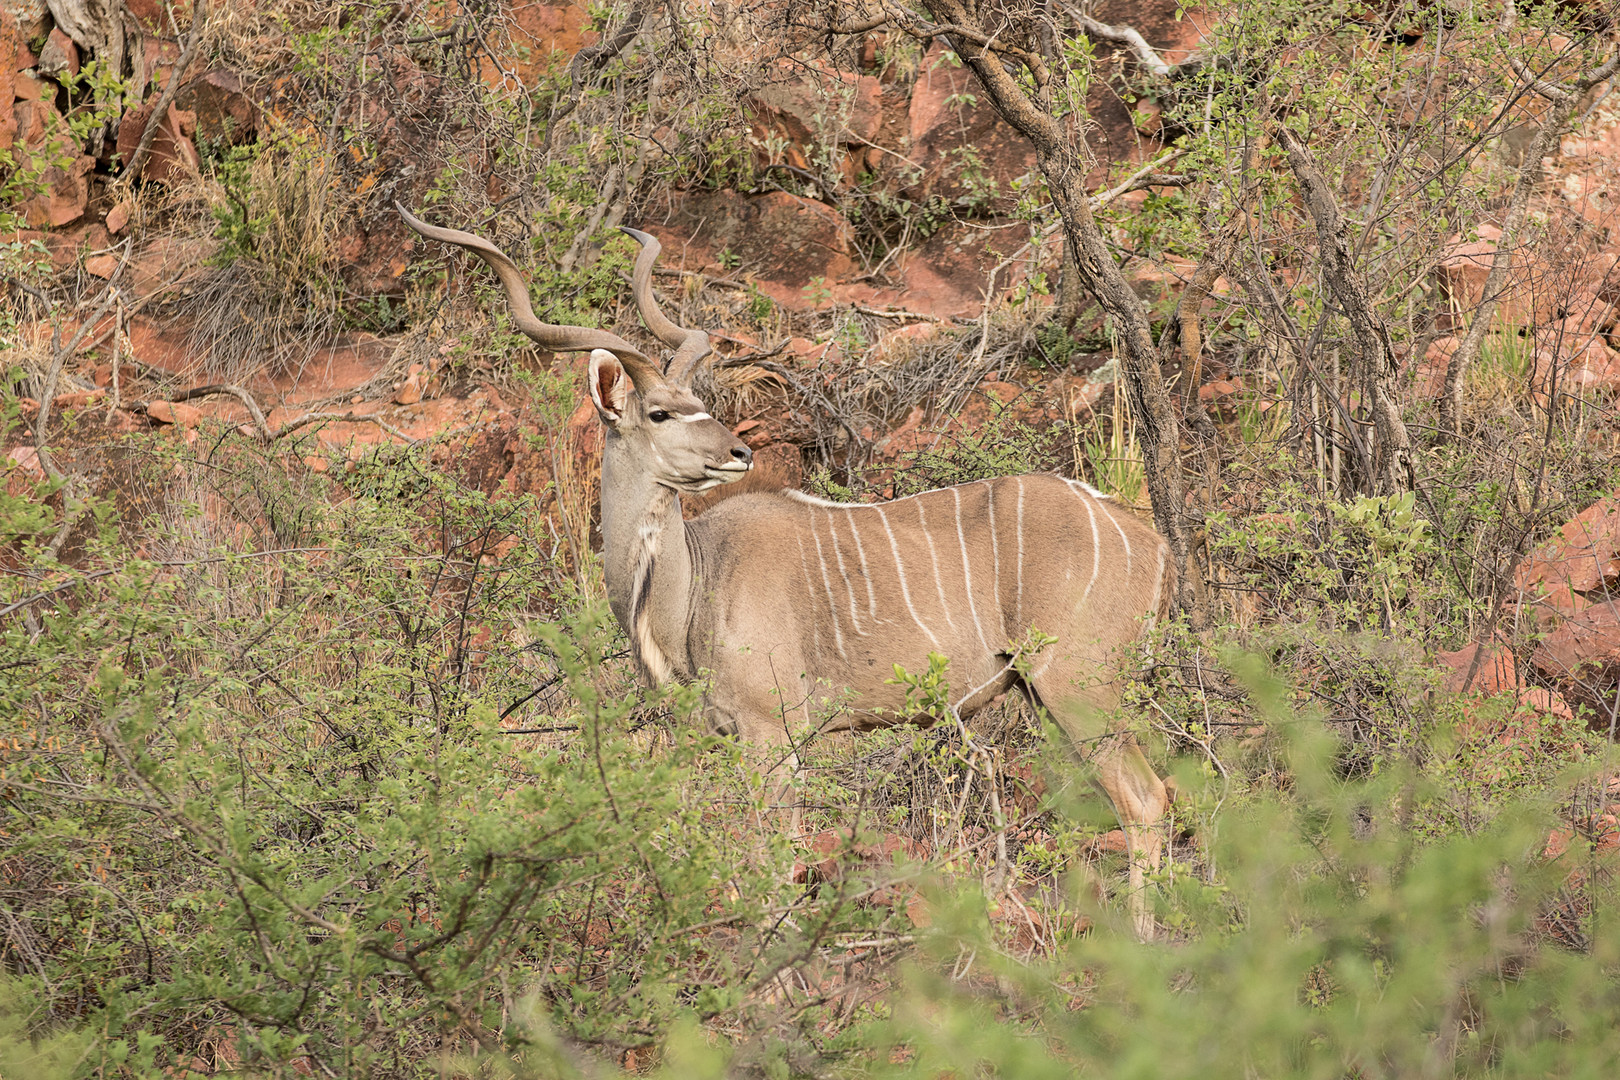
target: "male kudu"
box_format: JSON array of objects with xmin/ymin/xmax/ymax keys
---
[{"xmin": 398, "ymin": 204, "xmax": 1175, "ymax": 937}]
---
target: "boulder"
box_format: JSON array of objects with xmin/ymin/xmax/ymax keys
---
[
  {"xmin": 1516, "ymin": 491, "xmax": 1620, "ymax": 597},
  {"xmin": 174, "ymin": 69, "xmax": 258, "ymax": 145},
  {"xmin": 1437, "ymin": 640, "xmax": 1519, "ymax": 695},
  {"xmin": 905, "ymin": 41, "xmax": 1037, "ymax": 208},
  {"xmin": 1436, "ymin": 225, "xmax": 1508, "ymax": 325},
  {"xmin": 148, "ymin": 400, "xmax": 204, "ymax": 428},
  {"xmin": 19, "ymin": 150, "xmax": 94, "ymax": 227},
  {"xmin": 839, "ymin": 220, "xmax": 1028, "ymax": 319},
  {"xmin": 1534, "ymin": 322, "xmax": 1620, "ymax": 397},
  {"xmin": 1532, "ymin": 601, "xmax": 1620, "ymax": 730},
  {"xmin": 750, "ymin": 65, "xmax": 886, "ymax": 155},
  {"xmin": 116, "ymin": 100, "xmax": 199, "ymax": 183},
  {"xmin": 36, "ymin": 27, "xmax": 78, "ymax": 78},
  {"xmin": 487, "ymin": 1, "xmax": 594, "ymax": 87},
  {"xmin": 649, "ymin": 189, "xmax": 857, "ymax": 303},
  {"xmin": 1, "ymin": 1, "xmax": 49, "ymax": 42}
]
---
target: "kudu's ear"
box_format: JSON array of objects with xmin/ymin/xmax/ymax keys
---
[{"xmin": 588, "ymin": 349, "xmax": 633, "ymax": 424}]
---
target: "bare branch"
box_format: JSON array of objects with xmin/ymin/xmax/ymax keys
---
[
  {"xmin": 1065, "ymin": 6, "xmax": 1173, "ymax": 77},
  {"xmin": 122, "ymin": 0, "xmax": 209, "ymax": 182},
  {"xmin": 1275, "ymin": 124, "xmax": 1414, "ymax": 493}
]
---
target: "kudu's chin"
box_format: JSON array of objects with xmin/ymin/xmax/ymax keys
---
[{"xmin": 670, "ymin": 463, "xmax": 751, "ymax": 494}]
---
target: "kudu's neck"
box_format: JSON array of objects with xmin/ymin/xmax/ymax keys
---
[{"xmin": 599, "ymin": 431, "xmax": 692, "ymax": 682}]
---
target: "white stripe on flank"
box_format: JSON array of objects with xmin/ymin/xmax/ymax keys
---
[
  {"xmin": 810, "ymin": 512, "xmax": 847, "ymax": 657},
  {"xmin": 1062, "ymin": 479, "xmax": 1127, "ymax": 592},
  {"xmin": 987, "ymin": 481, "xmax": 1006, "ymax": 644},
  {"xmin": 1014, "ymin": 477, "xmax": 1026, "ymax": 625},
  {"xmin": 844, "ymin": 510, "xmax": 879, "ymax": 622},
  {"xmin": 782, "ymin": 489, "xmax": 852, "ymax": 509},
  {"xmin": 797, "ymin": 532, "xmax": 825, "ymax": 657},
  {"xmin": 1080, "ymin": 488, "xmax": 1101, "ymax": 611},
  {"xmin": 916, "ymin": 498, "xmax": 957, "ymax": 632},
  {"xmin": 953, "ymin": 487, "xmax": 990, "ymax": 653},
  {"xmin": 825, "ymin": 509, "xmax": 865, "ymax": 636},
  {"xmin": 1090, "ymin": 485, "xmax": 1133, "ymax": 577},
  {"xmin": 877, "ymin": 506, "xmax": 941, "ymax": 649},
  {"xmin": 783, "ymin": 487, "xmax": 946, "ymax": 509}
]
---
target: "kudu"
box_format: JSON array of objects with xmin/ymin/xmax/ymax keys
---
[{"xmin": 398, "ymin": 204, "xmax": 1175, "ymax": 937}]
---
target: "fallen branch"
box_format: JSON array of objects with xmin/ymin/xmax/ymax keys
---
[
  {"xmin": 169, "ymin": 383, "xmax": 271, "ymax": 438},
  {"xmin": 1067, "ymin": 6, "xmax": 1174, "ymax": 77}
]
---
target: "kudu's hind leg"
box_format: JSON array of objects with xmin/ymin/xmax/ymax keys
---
[
  {"xmin": 1091, "ymin": 732, "xmax": 1170, "ymax": 941},
  {"xmin": 1034, "ymin": 675, "xmax": 1170, "ymax": 941}
]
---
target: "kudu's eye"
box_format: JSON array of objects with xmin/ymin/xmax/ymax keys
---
[{"xmin": 648, "ymin": 409, "xmax": 671, "ymax": 423}]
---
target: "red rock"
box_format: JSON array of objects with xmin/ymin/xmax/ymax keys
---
[
  {"xmin": 84, "ymin": 254, "xmax": 118, "ymax": 279},
  {"xmin": 11, "ymin": 69, "xmax": 51, "ymax": 102},
  {"xmin": 1434, "ymin": 225, "xmax": 1548, "ymax": 330},
  {"xmin": 127, "ymin": 235, "xmax": 215, "ymax": 300},
  {"xmin": 17, "ymin": 152, "xmax": 95, "ymax": 228},
  {"xmin": 843, "ymin": 222, "xmax": 1026, "ymax": 319},
  {"xmin": 906, "ymin": 42, "xmax": 1037, "ymax": 209},
  {"xmin": 92, "ymin": 363, "xmax": 139, "ymax": 388},
  {"xmin": 3, "ymin": 2, "xmax": 50, "ymax": 41},
  {"xmin": 37, "ymin": 27, "xmax": 77, "ymax": 77},
  {"xmin": 116, "ymin": 101, "xmax": 199, "ymax": 183},
  {"xmin": 1084, "ymin": 829, "xmax": 1131, "ymax": 855},
  {"xmin": 1532, "ymin": 600, "xmax": 1620, "ymax": 727},
  {"xmin": 6, "ymin": 445, "xmax": 45, "ymax": 482},
  {"xmin": 304, "ymin": 455, "xmax": 329, "ymax": 473},
  {"xmin": 147, "ymin": 400, "xmax": 203, "ymax": 427},
  {"xmin": 0, "ymin": 75, "xmax": 13, "ymax": 155},
  {"xmin": 1536, "ymin": 329, "xmax": 1620, "ymax": 397},
  {"xmin": 123, "ymin": 0, "xmax": 169, "ymax": 32},
  {"xmin": 872, "ymin": 321, "xmax": 938, "ymax": 364},
  {"xmin": 791, "ymin": 828, "xmax": 928, "ymax": 886},
  {"xmin": 489, "ymin": 2, "xmax": 596, "ymax": 86},
  {"xmin": 12, "ymin": 97, "xmax": 61, "ymax": 150},
  {"xmin": 1516, "ymin": 491, "xmax": 1620, "ymax": 596},
  {"xmin": 1065, "ymin": 375, "xmax": 1108, "ymax": 417},
  {"xmin": 1519, "ymin": 687, "xmax": 1575, "ymax": 723},
  {"xmin": 393, "ymin": 363, "xmax": 426, "ymax": 405},
  {"xmin": 1438, "ymin": 640, "xmax": 1519, "ymax": 695},
  {"xmin": 649, "ymin": 189, "xmax": 857, "ymax": 299},
  {"xmin": 750, "ymin": 65, "xmax": 885, "ymax": 153},
  {"xmin": 1198, "ymin": 379, "xmax": 1240, "ymax": 403},
  {"xmin": 174, "ymin": 69, "xmax": 257, "ymax": 145},
  {"xmin": 105, "ymin": 200, "xmax": 132, "ymax": 234},
  {"xmin": 51, "ymin": 389, "xmax": 103, "ymax": 409}
]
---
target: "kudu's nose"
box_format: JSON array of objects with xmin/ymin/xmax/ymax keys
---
[{"xmin": 731, "ymin": 444, "xmax": 753, "ymax": 465}]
